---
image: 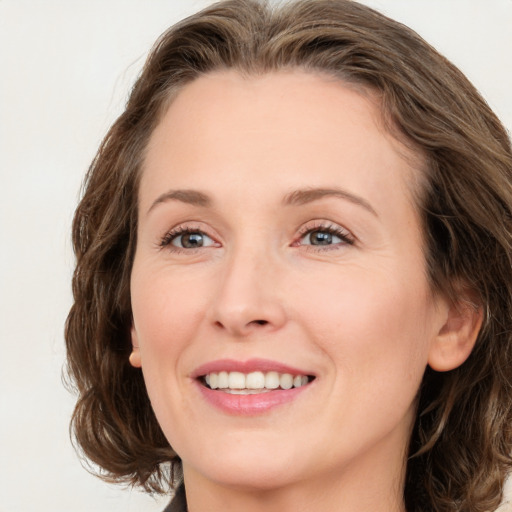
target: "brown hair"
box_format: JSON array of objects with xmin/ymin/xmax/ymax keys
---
[{"xmin": 65, "ymin": 1, "xmax": 512, "ymax": 510}]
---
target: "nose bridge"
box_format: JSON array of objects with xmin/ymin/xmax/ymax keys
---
[{"xmin": 210, "ymin": 234, "xmax": 286, "ymax": 336}]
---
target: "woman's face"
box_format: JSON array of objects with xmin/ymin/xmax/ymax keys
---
[{"xmin": 130, "ymin": 71, "xmax": 449, "ymax": 493}]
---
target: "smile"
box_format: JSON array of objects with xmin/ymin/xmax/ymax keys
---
[
  {"xmin": 203, "ymin": 371, "xmax": 311, "ymax": 393},
  {"xmin": 192, "ymin": 359, "xmax": 316, "ymax": 414}
]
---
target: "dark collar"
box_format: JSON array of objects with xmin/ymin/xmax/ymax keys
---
[{"xmin": 162, "ymin": 483, "xmax": 187, "ymax": 512}]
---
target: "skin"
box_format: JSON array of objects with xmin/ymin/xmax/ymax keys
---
[{"xmin": 129, "ymin": 70, "xmax": 480, "ymax": 512}]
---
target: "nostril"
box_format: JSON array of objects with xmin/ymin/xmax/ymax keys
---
[{"xmin": 213, "ymin": 319, "xmax": 269, "ymax": 331}]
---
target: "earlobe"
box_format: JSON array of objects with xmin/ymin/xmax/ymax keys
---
[
  {"xmin": 428, "ymin": 297, "xmax": 483, "ymax": 372},
  {"xmin": 129, "ymin": 326, "xmax": 142, "ymax": 368}
]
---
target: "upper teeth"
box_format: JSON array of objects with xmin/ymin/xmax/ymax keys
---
[{"xmin": 204, "ymin": 371, "xmax": 309, "ymax": 391}]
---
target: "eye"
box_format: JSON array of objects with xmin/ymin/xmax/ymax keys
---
[
  {"xmin": 302, "ymin": 230, "xmax": 341, "ymax": 246},
  {"xmin": 160, "ymin": 228, "xmax": 217, "ymax": 250},
  {"xmin": 173, "ymin": 231, "xmax": 214, "ymax": 248},
  {"xmin": 297, "ymin": 223, "xmax": 354, "ymax": 248}
]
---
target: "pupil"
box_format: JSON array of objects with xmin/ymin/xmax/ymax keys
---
[
  {"xmin": 311, "ymin": 231, "xmax": 332, "ymax": 245},
  {"xmin": 182, "ymin": 233, "xmax": 203, "ymax": 248}
]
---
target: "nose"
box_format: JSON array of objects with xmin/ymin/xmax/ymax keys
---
[{"xmin": 208, "ymin": 244, "xmax": 287, "ymax": 337}]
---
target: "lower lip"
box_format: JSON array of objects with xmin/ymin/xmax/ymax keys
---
[{"xmin": 195, "ymin": 381, "xmax": 311, "ymax": 415}]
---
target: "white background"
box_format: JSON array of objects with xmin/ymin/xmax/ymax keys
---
[{"xmin": 1, "ymin": 1, "xmax": 511, "ymax": 511}]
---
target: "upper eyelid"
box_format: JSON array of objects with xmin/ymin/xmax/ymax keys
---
[
  {"xmin": 297, "ymin": 221, "xmax": 354, "ymax": 237},
  {"xmin": 162, "ymin": 222, "xmax": 215, "ymax": 237},
  {"xmin": 297, "ymin": 221, "xmax": 349, "ymax": 234}
]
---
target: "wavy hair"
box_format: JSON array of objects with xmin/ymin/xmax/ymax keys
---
[{"xmin": 65, "ymin": 1, "xmax": 512, "ymax": 510}]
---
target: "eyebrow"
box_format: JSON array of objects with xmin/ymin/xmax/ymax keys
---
[
  {"xmin": 147, "ymin": 189, "xmax": 212, "ymax": 214},
  {"xmin": 283, "ymin": 188, "xmax": 378, "ymax": 216},
  {"xmin": 147, "ymin": 186, "xmax": 377, "ymax": 217}
]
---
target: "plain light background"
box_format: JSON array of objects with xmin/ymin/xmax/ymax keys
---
[{"xmin": 1, "ymin": 1, "xmax": 511, "ymax": 511}]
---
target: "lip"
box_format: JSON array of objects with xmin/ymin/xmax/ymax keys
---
[
  {"xmin": 194, "ymin": 380, "xmax": 312, "ymax": 415},
  {"xmin": 191, "ymin": 358, "xmax": 315, "ymax": 416}
]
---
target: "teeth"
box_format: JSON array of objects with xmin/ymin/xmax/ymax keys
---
[
  {"xmin": 202, "ymin": 371, "xmax": 311, "ymax": 391},
  {"xmin": 209, "ymin": 373, "xmax": 219, "ymax": 389},
  {"xmin": 280, "ymin": 373, "xmax": 293, "ymax": 390},
  {"xmin": 265, "ymin": 371, "xmax": 280, "ymax": 389},
  {"xmin": 218, "ymin": 371, "xmax": 229, "ymax": 389},
  {"xmin": 246, "ymin": 371, "xmax": 265, "ymax": 389},
  {"xmin": 228, "ymin": 371, "xmax": 245, "ymax": 389},
  {"xmin": 225, "ymin": 388, "xmax": 272, "ymax": 395}
]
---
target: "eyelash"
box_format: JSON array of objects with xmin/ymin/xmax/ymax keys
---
[
  {"xmin": 159, "ymin": 225, "xmax": 214, "ymax": 252},
  {"xmin": 159, "ymin": 222, "xmax": 355, "ymax": 253},
  {"xmin": 296, "ymin": 222, "xmax": 355, "ymax": 250}
]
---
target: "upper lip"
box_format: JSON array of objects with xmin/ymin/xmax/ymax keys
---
[{"xmin": 191, "ymin": 358, "xmax": 314, "ymax": 378}]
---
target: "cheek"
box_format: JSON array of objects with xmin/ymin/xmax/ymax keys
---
[
  {"xmin": 131, "ymin": 264, "xmax": 209, "ymax": 352},
  {"xmin": 130, "ymin": 265, "xmax": 210, "ymax": 429},
  {"xmin": 296, "ymin": 267, "xmax": 435, "ymax": 398}
]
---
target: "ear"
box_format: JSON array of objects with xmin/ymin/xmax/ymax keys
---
[
  {"xmin": 428, "ymin": 294, "xmax": 483, "ymax": 372},
  {"xmin": 129, "ymin": 326, "xmax": 142, "ymax": 368}
]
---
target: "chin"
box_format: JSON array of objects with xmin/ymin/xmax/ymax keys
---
[
  {"xmin": 193, "ymin": 461, "xmax": 301, "ymax": 492},
  {"xmin": 181, "ymin": 437, "xmax": 308, "ymax": 491}
]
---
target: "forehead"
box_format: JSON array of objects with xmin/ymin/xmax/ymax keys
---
[{"xmin": 140, "ymin": 70, "xmax": 424, "ymax": 212}]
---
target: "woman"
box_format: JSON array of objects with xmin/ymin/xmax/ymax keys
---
[{"xmin": 65, "ymin": 0, "xmax": 512, "ymax": 510}]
